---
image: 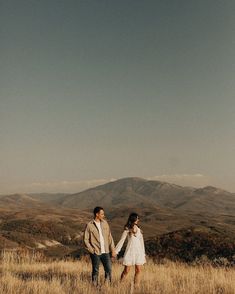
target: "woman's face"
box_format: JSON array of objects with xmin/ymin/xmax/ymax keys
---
[{"xmin": 134, "ymin": 216, "xmax": 139, "ymax": 224}]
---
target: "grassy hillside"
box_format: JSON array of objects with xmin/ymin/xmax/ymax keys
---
[
  {"xmin": 0, "ymin": 250, "xmax": 234, "ymax": 294},
  {"xmin": 0, "ymin": 207, "xmax": 90, "ymax": 258},
  {"xmin": 145, "ymin": 227, "xmax": 235, "ymax": 264},
  {"xmin": 0, "ymin": 205, "xmax": 234, "ymax": 262}
]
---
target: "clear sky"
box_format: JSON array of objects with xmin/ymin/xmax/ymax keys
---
[{"xmin": 1, "ymin": 0, "xmax": 235, "ymax": 194}]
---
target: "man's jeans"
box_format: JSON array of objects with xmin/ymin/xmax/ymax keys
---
[{"xmin": 90, "ymin": 253, "xmax": 112, "ymax": 285}]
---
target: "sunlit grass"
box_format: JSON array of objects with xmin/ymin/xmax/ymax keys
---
[{"xmin": 0, "ymin": 250, "xmax": 234, "ymax": 294}]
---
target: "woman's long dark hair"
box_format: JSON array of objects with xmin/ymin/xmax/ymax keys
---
[{"xmin": 124, "ymin": 212, "xmax": 139, "ymax": 235}]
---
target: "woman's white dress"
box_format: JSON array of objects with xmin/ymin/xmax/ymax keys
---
[{"xmin": 115, "ymin": 226, "xmax": 146, "ymax": 266}]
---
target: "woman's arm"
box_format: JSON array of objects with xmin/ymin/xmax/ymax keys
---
[{"xmin": 115, "ymin": 230, "xmax": 128, "ymax": 254}]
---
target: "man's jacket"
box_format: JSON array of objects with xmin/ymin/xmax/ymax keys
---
[{"xmin": 83, "ymin": 219, "xmax": 115, "ymax": 255}]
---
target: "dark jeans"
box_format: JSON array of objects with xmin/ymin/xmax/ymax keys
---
[{"xmin": 90, "ymin": 253, "xmax": 112, "ymax": 285}]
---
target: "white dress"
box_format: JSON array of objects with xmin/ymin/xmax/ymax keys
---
[{"xmin": 115, "ymin": 226, "xmax": 146, "ymax": 266}]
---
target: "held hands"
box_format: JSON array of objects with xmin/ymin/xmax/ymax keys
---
[{"xmin": 111, "ymin": 251, "xmax": 117, "ymax": 258}]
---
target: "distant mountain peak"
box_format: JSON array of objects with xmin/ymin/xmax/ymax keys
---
[
  {"xmin": 195, "ymin": 186, "xmax": 229, "ymax": 195},
  {"xmin": 115, "ymin": 177, "xmax": 147, "ymax": 182}
]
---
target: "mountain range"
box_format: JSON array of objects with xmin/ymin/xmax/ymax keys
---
[
  {"xmin": 53, "ymin": 177, "xmax": 235, "ymax": 214},
  {"xmin": 1, "ymin": 177, "xmax": 234, "ymax": 214}
]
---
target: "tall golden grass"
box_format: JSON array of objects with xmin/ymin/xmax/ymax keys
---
[{"xmin": 0, "ymin": 250, "xmax": 234, "ymax": 294}]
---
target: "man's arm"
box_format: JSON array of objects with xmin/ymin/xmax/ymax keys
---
[
  {"xmin": 108, "ymin": 225, "xmax": 116, "ymax": 256},
  {"xmin": 83, "ymin": 224, "xmax": 95, "ymax": 254}
]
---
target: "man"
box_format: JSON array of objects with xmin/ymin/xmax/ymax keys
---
[{"xmin": 83, "ymin": 206, "xmax": 116, "ymax": 286}]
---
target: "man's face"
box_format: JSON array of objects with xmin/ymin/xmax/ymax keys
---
[{"xmin": 96, "ymin": 209, "xmax": 105, "ymax": 221}]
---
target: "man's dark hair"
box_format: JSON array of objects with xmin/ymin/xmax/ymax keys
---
[{"xmin": 93, "ymin": 206, "xmax": 104, "ymax": 217}]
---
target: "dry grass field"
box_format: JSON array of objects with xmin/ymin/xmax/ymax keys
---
[{"xmin": 0, "ymin": 250, "xmax": 234, "ymax": 294}]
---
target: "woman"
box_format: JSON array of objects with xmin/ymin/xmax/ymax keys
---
[{"xmin": 115, "ymin": 212, "xmax": 146, "ymax": 286}]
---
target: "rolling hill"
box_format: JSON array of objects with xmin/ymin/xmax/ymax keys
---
[{"xmin": 0, "ymin": 194, "xmax": 41, "ymax": 208}]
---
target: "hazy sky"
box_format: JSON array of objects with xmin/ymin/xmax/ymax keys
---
[{"xmin": 1, "ymin": 0, "xmax": 235, "ymax": 194}]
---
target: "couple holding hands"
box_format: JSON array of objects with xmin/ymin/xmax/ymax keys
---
[{"xmin": 83, "ymin": 206, "xmax": 146, "ymax": 287}]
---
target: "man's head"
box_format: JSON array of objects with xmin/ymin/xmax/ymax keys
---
[{"xmin": 93, "ymin": 206, "xmax": 105, "ymax": 221}]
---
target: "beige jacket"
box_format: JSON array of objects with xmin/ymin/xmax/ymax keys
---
[{"xmin": 83, "ymin": 219, "xmax": 115, "ymax": 255}]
